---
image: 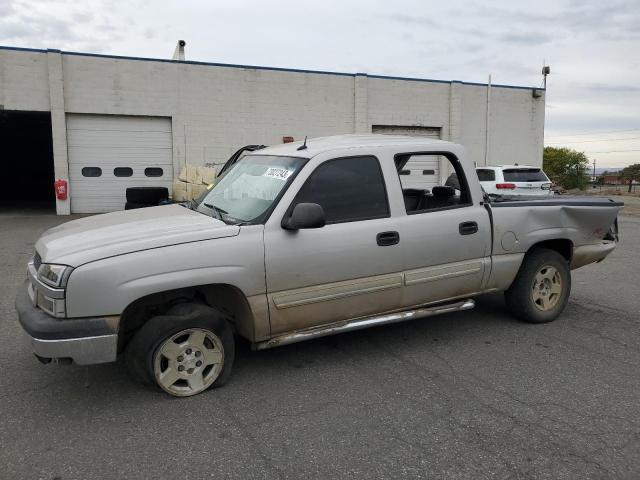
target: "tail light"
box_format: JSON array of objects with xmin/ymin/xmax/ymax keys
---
[
  {"xmin": 496, "ymin": 183, "xmax": 516, "ymax": 189},
  {"xmin": 541, "ymin": 183, "xmax": 552, "ymax": 190}
]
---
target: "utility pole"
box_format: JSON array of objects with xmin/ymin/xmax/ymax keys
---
[{"xmin": 484, "ymin": 74, "xmax": 492, "ymax": 167}]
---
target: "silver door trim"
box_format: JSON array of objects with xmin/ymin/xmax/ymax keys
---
[
  {"xmin": 272, "ymin": 273, "xmax": 404, "ymax": 309},
  {"xmin": 404, "ymin": 260, "xmax": 483, "ymax": 286}
]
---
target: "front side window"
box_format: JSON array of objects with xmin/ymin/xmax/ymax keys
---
[
  {"xmin": 197, "ymin": 155, "xmax": 305, "ymax": 224},
  {"xmin": 293, "ymin": 156, "xmax": 389, "ymax": 224}
]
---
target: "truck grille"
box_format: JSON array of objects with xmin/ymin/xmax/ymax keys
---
[{"xmin": 33, "ymin": 251, "xmax": 42, "ymax": 270}]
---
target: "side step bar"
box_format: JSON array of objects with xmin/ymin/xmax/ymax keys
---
[{"xmin": 254, "ymin": 299, "xmax": 475, "ymax": 350}]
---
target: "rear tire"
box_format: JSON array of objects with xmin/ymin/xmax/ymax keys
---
[
  {"xmin": 125, "ymin": 302, "xmax": 235, "ymax": 397},
  {"xmin": 505, "ymin": 248, "xmax": 571, "ymax": 324}
]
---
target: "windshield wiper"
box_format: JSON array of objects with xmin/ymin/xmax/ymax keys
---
[
  {"xmin": 203, "ymin": 203, "xmax": 228, "ymax": 221},
  {"xmin": 180, "ymin": 199, "xmax": 198, "ymax": 210}
]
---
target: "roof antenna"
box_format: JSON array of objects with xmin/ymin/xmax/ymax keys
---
[{"xmin": 297, "ymin": 136, "xmax": 308, "ymax": 151}]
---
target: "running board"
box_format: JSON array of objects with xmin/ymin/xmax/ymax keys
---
[{"xmin": 254, "ymin": 299, "xmax": 475, "ymax": 350}]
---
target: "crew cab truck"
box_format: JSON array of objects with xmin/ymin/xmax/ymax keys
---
[{"xmin": 15, "ymin": 135, "xmax": 622, "ymax": 397}]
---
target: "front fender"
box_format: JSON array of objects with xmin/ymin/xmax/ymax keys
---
[{"xmin": 65, "ymin": 227, "xmax": 265, "ymax": 319}]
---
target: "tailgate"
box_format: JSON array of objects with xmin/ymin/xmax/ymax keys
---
[{"xmin": 511, "ymin": 182, "xmax": 552, "ymax": 195}]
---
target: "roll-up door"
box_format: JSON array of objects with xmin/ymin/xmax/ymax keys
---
[{"xmin": 67, "ymin": 114, "xmax": 172, "ymax": 213}]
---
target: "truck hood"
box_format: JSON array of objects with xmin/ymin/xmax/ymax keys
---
[{"xmin": 36, "ymin": 204, "xmax": 240, "ymax": 266}]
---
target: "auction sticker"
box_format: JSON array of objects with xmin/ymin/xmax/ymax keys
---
[{"xmin": 263, "ymin": 167, "xmax": 293, "ymax": 181}]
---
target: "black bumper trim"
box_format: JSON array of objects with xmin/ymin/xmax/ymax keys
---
[{"xmin": 15, "ymin": 281, "xmax": 116, "ymax": 340}]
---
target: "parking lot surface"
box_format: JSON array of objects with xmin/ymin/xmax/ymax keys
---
[{"xmin": 1, "ymin": 210, "xmax": 639, "ymax": 479}]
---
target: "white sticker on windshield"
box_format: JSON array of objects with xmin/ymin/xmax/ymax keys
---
[{"xmin": 263, "ymin": 167, "xmax": 293, "ymax": 181}]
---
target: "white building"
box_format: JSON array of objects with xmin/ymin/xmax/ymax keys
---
[{"xmin": 0, "ymin": 46, "xmax": 545, "ymax": 214}]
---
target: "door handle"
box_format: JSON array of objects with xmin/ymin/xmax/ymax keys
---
[
  {"xmin": 377, "ymin": 231, "xmax": 400, "ymax": 246},
  {"xmin": 459, "ymin": 221, "xmax": 478, "ymax": 235}
]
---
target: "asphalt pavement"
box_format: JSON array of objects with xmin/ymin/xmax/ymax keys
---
[{"xmin": 1, "ymin": 209, "xmax": 639, "ymax": 480}]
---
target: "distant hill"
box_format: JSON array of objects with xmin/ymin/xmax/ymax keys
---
[{"xmin": 595, "ymin": 167, "xmax": 623, "ymax": 174}]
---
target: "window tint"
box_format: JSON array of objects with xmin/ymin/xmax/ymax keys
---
[
  {"xmin": 114, "ymin": 167, "xmax": 133, "ymax": 177},
  {"xmin": 145, "ymin": 167, "xmax": 163, "ymax": 177},
  {"xmin": 477, "ymin": 169, "xmax": 496, "ymax": 181},
  {"xmin": 503, "ymin": 168, "xmax": 548, "ymax": 182},
  {"xmin": 294, "ymin": 156, "xmax": 389, "ymax": 224},
  {"xmin": 82, "ymin": 167, "xmax": 102, "ymax": 177}
]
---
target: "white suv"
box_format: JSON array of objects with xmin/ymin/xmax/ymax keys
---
[{"xmin": 476, "ymin": 165, "xmax": 553, "ymax": 196}]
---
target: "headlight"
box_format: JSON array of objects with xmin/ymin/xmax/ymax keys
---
[{"xmin": 38, "ymin": 263, "xmax": 72, "ymax": 288}]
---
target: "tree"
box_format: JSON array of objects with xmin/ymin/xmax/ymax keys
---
[
  {"xmin": 543, "ymin": 147, "xmax": 590, "ymax": 190},
  {"xmin": 621, "ymin": 163, "xmax": 640, "ymax": 193}
]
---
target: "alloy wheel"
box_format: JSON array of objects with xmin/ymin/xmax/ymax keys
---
[
  {"xmin": 153, "ymin": 328, "xmax": 224, "ymax": 396},
  {"xmin": 531, "ymin": 265, "xmax": 563, "ymax": 312}
]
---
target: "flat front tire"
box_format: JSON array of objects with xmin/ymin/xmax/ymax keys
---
[
  {"xmin": 125, "ymin": 303, "xmax": 235, "ymax": 397},
  {"xmin": 505, "ymin": 248, "xmax": 571, "ymax": 324}
]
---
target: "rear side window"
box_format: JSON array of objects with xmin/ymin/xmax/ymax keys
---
[
  {"xmin": 503, "ymin": 168, "xmax": 548, "ymax": 182},
  {"xmin": 294, "ymin": 156, "xmax": 389, "ymax": 224},
  {"xmin": 477, "ymin": 169, "xmax": 496, "ymax": 181}
]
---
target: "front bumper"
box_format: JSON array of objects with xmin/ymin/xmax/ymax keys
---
[{"xmin": 15, "ymin": 281, "xmax": 119, "ymax": 365}]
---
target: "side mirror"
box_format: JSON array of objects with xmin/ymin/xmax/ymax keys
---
[{"xmin": 282, "ymin": 203, "xmax": 326, "ymax": 230}]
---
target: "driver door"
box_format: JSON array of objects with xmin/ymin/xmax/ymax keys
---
[{"xmin": 263, "ymin": 155, "xmax": 404, "ymax": 336}]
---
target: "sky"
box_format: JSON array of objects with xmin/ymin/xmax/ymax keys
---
[{"xmin": 1, "ymin": 0, "xmax": 638, "ymax": 168}]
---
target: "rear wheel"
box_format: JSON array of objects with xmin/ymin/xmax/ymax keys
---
[
  {"xmin": 125, "ymin": 303, "xmax": 235, "ymax": 397},
  {"xmin": 505, "ymin": 248, "xmax": 571, "ymax": 323}
]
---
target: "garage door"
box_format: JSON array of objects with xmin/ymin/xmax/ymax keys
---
[
  {"xmin": 67, "ymin": 115, "xmax": 172, "ymax": 213},
  {"xmin": 372, "ymin": 125, "xmax": 441, "ymax": 190}
]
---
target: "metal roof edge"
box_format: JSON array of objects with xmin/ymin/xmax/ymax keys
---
[{"xmin": 0, "ymin": 45, "xmax": 543, "ymax": 91}]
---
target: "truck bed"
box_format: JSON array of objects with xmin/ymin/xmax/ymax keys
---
[
  {"xmin": 490, "ymin": 195, "xmax": 624, "ymax": 207},
  {"xmin": 489, "ymin": 195, "xmax": 624, "ymax": 208},
  {"xmin": 486, "ymin": 194, "xmax": 622, "ymax": 270}
]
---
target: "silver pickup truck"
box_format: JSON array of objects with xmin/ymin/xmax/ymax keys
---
[{"xmin": 15, "ymin": 135, "xmax": 622, "ymax": 397}]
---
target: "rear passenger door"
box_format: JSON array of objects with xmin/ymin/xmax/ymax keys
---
[
  {"xmin": 263, "ymin": 155, "xmax": 405, "ymax": 336},
  {"xmin": 394, "ymin": 153, "xmax": 492, "ymax": 308}
]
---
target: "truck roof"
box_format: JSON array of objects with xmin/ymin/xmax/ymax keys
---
[{"xmin": 247, "ymin": 134, "xmax": 456, "ymax": 159}]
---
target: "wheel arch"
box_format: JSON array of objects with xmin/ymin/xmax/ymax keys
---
[
  {"xmin": 117, "ymin": 283, "xmax": 257, "ymax": 353},
  {"xmin": 527, "ymin": 238, "xmax": 573, "ymax": 262}
]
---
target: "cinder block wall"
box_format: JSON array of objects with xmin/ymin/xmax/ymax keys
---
[{"xmin": 0, "ymin": 47, "xmax": 545, "ymax": 214}]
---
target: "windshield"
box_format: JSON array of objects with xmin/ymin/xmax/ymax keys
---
[
  {"xmin": 196, "ymin": 155, "xmax": 305, "ymax": 223},
  {"xmin": 502, "ymin": 168, "xmax": 548, "ymax": 182}
]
